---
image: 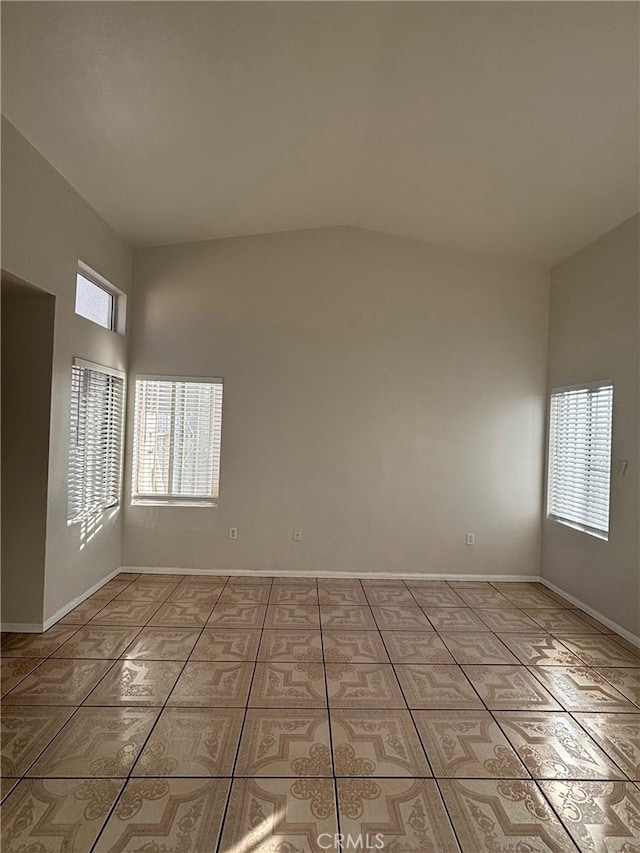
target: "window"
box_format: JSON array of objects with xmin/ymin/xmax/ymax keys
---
[
  {"xmin": 132, "ymin": 377, "xmax": 223, "ymax": 505},
  {"xmin": 74, "ymin": 262, "xmax": 125, "ymax": 333},
  {"xmin": 547, "ymin": 381, "xmax": 613, "ymax": 539},
  {"xmin": 68, "ymin": 359, "xmax": 125, "ymax": 523}
]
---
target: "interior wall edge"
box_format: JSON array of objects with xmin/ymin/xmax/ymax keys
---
[
  {"xmin": 40, "ymin": 564, "xmax": 123, "ymax": 632},
  {"xmin": 539, "ymin": 577, "xmax": 640, "ymax": 648}
]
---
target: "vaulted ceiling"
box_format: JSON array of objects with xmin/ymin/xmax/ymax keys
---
[{"xmin": 2, "ymin": 2, "xmax": 638, "ymax": 265}]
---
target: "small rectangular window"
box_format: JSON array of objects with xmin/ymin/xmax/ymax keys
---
[
  {"xmin": 68, "ymin": 359, "xmax": 125, "ymax": 522},
  {"xmin": 547, "ymin": 381, "xmax": 613, "ymax": 539},
  {"xmin": 132, "ymin": 376, "xmax": 223, "ymax": 506},
  {"xmin": 74, "ymin": 262, "xmax": 125, "ymax": 333},
  {"xmin": 75, "ymin": 273, "xmax": 114, "ymax": 329}
]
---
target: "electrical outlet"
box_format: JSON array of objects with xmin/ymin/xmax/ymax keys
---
[
  {"xmin": 229, "ymin": 527, "xmax": 238, "ymax": 540},
  {"xmin": 293, "ymin": 529, "xmax": 303, "ymax": 542},
  {"xmin": 466, "ymin": 532, "xmax": 475, "ymax": 546}
]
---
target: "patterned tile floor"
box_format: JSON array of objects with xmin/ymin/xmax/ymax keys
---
[{"xmin": 2, "ymin": 574, "xmax": 640, "ymax": 852}]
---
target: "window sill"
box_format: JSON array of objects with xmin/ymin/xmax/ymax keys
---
[
  {"xmin": 131, "ymin": 499, "xmax": 218, "ymax": 508},
  {"xmin": 548, "ymin": 516, "xmax": 608, "ymax": 541}
]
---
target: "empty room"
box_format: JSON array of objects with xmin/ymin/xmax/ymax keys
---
[{"xmin": 1, "ymin": 2, "xmax": 639, "ymax": 851}]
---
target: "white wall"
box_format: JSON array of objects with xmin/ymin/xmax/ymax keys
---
[
  {"xmin": 125, "ymin": 226, "xmax": 549, "ymax": 577},
  {"xmin": 542, "ymin": 215, "xmax": 640, "ymax": 636},
  {"xmin": 1, "ymin": 119, "xmax": 132, "ymax": 625}
]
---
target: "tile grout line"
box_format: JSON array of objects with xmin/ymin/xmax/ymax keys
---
[
  {"xmin": 212, "ymin": 579, "xmax": 270, "ymax": 853},
  {"xmin": 527, "ymin": 780, "xmax": 585, "ymax": 853},
  {"xmin": 319, "ymin": 578, "xmax": 344, "ymax": 845},
  {"xmin": 432, "ymin": 777, "xmax": 468, "ymax": 853}
]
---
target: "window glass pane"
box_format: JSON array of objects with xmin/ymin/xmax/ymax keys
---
[{"xmin": 75, "ymin": 273, "xmax": 113, "ymax": 329}]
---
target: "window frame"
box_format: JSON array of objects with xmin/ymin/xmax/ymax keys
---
[
  {"xmin": 546, "ymin": 379, "xmax": 614, "ymax": 541},
  {"xmin": 75, "ymin": 261, "xmax": 126, "ymax": 335},
  {"xmin": 67, "ymin": 357, "xmax": 126, "ymax": 524},
  {"xmin": 131, "ymin": 374, "xmax": 224, "ymax": 508}
]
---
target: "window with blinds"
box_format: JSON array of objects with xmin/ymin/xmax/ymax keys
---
[
  {"xmin": 132, "ymin": 377, "xmax": 223, "ymax": 505},
  {"xmin": 547, "ymin": 382, "xmax": 613, "ymax": 540},
  {"xmin": 67, "ymin": 359, "xmax": 125, "ymax": 523}
]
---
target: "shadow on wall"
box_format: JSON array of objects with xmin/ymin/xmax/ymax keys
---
[{"xmin": 78, "ymin": 507, "xmax": 120, "ymax": 552}]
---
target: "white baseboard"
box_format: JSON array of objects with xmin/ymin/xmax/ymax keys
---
[
  {"xmin": 40, "ymin": 566, "xmax": 123, "ymax": 631},
  {"xmin": 121, "ymin": 565, "xmax": 541, "ymax": 582},
  {"xmin": 539, "ymin": 578, "xmax": 640, "ymax": 649}
]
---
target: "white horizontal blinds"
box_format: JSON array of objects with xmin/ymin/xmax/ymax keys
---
[
  {"xmin": 547, "ymin": 383, "xmax": 613, "ymax": 536},
  {"xmin": 68, "ymin": 363, "xmax": 124, "ymax": 522},
  {"xmin": 133, "ymin": 378, "xmax": 223, "ymax": 501}
]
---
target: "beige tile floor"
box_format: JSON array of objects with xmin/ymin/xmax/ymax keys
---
[{"xmin": 1, "ymin": 573, "xmax": 640, "ymax": 852}]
